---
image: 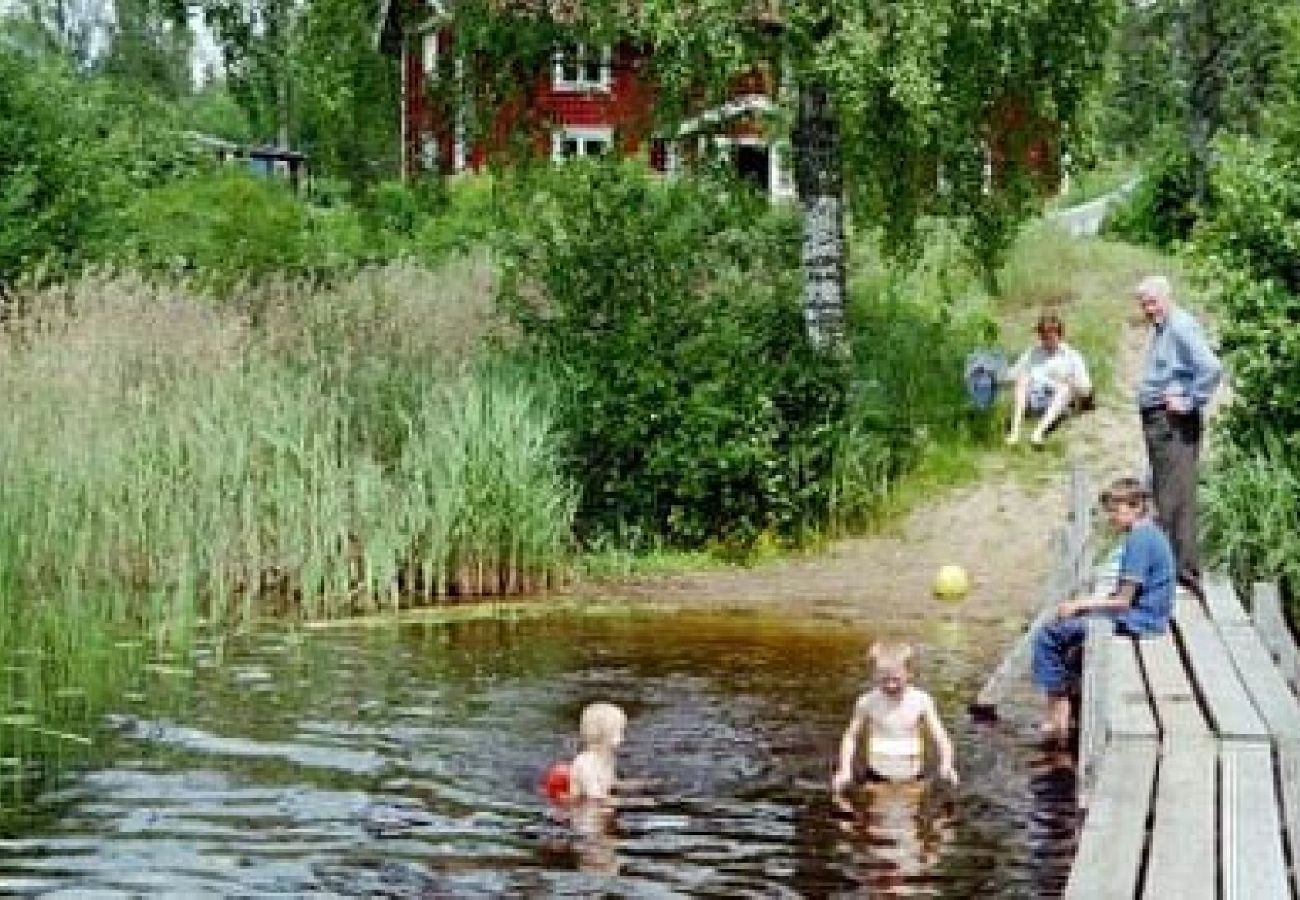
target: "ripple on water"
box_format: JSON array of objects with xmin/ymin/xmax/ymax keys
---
[{"xmin": 0, "ymin": 610, "xmax": 1079, "ymax": 897}]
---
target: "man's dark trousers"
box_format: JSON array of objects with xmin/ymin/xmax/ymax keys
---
[{"xmin": 1141, "ymin": 407, "xmax": 1202, "ymax": 595}]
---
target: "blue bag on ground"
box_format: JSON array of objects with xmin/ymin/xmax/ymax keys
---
[{"xmin": 964, "ymin": 349, "xmax": 1007, "ymax": 410}]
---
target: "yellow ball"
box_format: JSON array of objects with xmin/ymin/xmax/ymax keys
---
[{"xmin": 933, "ymin": 564, "xmax": 971, "ymax": 602}]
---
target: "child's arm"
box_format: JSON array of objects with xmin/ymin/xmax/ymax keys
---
[
  {"xmin": 922, "ymin": 695, "xmax": 959, "ymax": 785},
  {"xmin": 1060, "ymin": 580, "xmax": 1137, "ymax": 618},
  {"xmin": 832, "ymin": 706, "xmax": 866, "ymax": 793}
]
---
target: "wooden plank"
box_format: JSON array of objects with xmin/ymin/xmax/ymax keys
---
[
  {"xmin": 1064, "ymin": 744, "xmax": 1159, "ymax": 900},
  {"xmin": 1143, "ymin": 743, "xmax": 1217, "ymax": 900},
  {"xmin": 1174, "ymin": 598, "xmax": 1270, "ymax": 743},
  {"xmin": 1275, "ymin": 742, "xmax": 1300, "ymax": 899},
  {"xmin": 1203, "ymin": 571, "xmax": 1252, "ymax": 627},
  {"xmin": 1078, "ymin": 617, "xmax": 1113, "ymax": 808},
  {"xmin": 1138, "ymin": 635, "xmax": 1211, "ymax": 738},
  {"xmin": 1219, "ymin": 624, "xmax": 1300, "ymax": 741},
  {"xmin": 1108, "ymin": 635, "xmax": 1158, "ymax": 742},
  {"xmin": 1253, "ymin": 581, "xmax": 1300, "ymax": 694},
  {"xmin": 970, "ymin": 528, "xmax": 1071, "ymax": 719},
  {"xmin": 1222, "ymin": 743, "xmax": 1291, "ymax": 900}
]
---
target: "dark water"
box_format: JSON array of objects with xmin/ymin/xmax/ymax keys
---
[{"xmin": 0, "ymin": 608, "xmax": 1078, "ymax": 897}]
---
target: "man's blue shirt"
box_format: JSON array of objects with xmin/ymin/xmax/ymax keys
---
[
  {"xmin": 1114, "ymin": 520, "xmax": 1175, "ymax": 635},
  {"xmin": 1137, "ymin": 307, "xmax": 1223, "ymax": 411}
]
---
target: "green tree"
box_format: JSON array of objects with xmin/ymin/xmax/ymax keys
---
[
  {"xmin": 197, "ymin": 0, "xmax": 398, "ymax": 184},
  {"xmin": 99, "ymin": 0, "xmax": 194, "ymax": 98},
  {"xmin": 443, "ymin": 0, "xmax": 1119, "ymax": 347}
]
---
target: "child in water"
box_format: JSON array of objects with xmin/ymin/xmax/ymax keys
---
[
  {"xmin": 542, "ymin": 701, "xmax": 628, "ymax": 804},
  {"xmin": 831, "ymin": 643, "xmax": 959, "ymax": 792}
]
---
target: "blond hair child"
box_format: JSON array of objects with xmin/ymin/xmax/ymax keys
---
[
  {"xmin": 543, "ymin": 701, "xmax": 629, "ymax": 804},
  {"xmin": 832, "ymin": 643, "xmax": 959, "ymax": 792}
]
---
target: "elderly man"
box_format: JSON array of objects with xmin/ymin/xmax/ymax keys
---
[{"xmin": 1135, "ymin": 275, "xmax": 1223, "ymax": 599}]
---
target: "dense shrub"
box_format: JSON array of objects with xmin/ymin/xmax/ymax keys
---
[
  {"xmin": 1192, "ymin": 133, "xmax": 1300, "ymax": 457},
  {"xmin": 117, "ymin": 171, "xmax": 310, "ymax": 287},
  {"xmin": 498, "ymin": 162, "xmax": 849, "ymax": 548},
  {"xmin": 1193, "ymin": 123, "xmax": 1300, "ymax": 596},
  {"xmin": 1106, "ymin": 137, "xmax": 1200, "ymax": 249},
  {"xmin": 0, "ymin": 50, "xmax": 200, "ymax": 287}
]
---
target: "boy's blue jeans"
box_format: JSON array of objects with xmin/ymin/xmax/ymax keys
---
[{"xmin": 1032, "ymin": 615, "xmax": 1110, "ymax": 694}]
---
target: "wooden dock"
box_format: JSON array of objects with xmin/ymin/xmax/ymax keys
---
[{"xmin": 1068, "ymin": 575, "xmax": 1300, "ymax": 899}]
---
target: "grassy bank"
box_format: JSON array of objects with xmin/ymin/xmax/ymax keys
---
[{"xmin": 0, "ymin": 263, "xmax": 576, "ymax": 625}]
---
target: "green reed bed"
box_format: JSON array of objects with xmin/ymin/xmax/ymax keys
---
[
  {"xmin": 1203, "ymin": 439, "xmax": 1300, "ymax": 600},
  {"xmin": 0, "ymin": 261, "xmax": 576, "ymax": 776},
  {"xmin": 0, "ymin": 262, "xmax": 575, "ymax": 630}
]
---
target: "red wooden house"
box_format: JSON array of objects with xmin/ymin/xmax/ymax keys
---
[{"xmin": 375, "ymin": 0, "xmax": 795, "ymax": 198}]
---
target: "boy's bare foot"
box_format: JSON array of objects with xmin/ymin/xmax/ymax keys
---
[{"xmin": 1006, "ymin": 431, "xmax": 1021, "ymax": 446}]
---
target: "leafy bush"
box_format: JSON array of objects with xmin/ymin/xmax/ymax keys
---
[
  {"xmin": 498, "ymin": 161, "xmax": 848, "ymax": 548},
  {"xmin": 0, "ymin": 50, "xmax": 200, "ymax": 286},
  {"xmin": 117, "ymin": 171, "xmax": 310, "ymax": 288},
  {"xmin": 1106, "ymin": 136, "xmax": 1200, "ymax": 249},
  {"xmin": 1193, "ymin": 133, "xmax": 1300, "ymax": 458},
  {"xmin": 1193, "ymin": 123, "xmax": 1300, "ymax": 596}
]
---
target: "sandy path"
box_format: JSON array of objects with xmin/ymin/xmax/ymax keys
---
[{"xmin": 581, "ymin": 255, "xmax": 1156, "ymax": 633}]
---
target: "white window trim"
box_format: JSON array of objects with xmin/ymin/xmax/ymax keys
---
[
  {"xmin": 552, "ymin": 44, "xmax": 613, "ymax": 93},
  {"xmin": 421, "ymin": 30, "xmax": 439, "ymax": 77},
  {"xmin": 551, "ymin": 126, "xmax": 614, "ymax": 163}
]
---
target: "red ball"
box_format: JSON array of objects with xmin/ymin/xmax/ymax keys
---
[{"xmin": 541, "ymin": 762, "xmax": 571, "ymax": 802}]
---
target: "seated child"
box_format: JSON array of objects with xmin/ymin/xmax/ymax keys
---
[
  {"xmin": 1031, "ymin": 477, "xmax": 1175, "ymax": 740},
  {"xmin": 831, "ymin": 642, "xmax": 959, "ymax": 792},
  {"xmin": 1005, "ymin": 313, "xmax": 1093, "ymax": 448},
  {"xmin": 542, "ymin": 701, "xmax": 627, "ymax": 804}
]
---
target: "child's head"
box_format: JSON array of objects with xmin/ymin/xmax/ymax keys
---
[
  {"xmin": 869, "ymin": 642, "xmax": 913, "ymax": 697},
  {"xmin": 1100, "ymin": 477, "xmax": 1150, "ymax": 531},
  {"xmin": 579, "ymin": 701, "xmax": 627, "ymax": 751},
  {"xmin": 1036, "ymin": 313, "xmax": 1065, "ymax": 350}
]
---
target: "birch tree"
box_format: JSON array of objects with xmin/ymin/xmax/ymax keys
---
[{"xmin": 447, "ymin": 0, "xmax": 1120, "ymax": 347}]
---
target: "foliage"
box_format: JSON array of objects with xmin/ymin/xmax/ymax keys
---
[
  {"xmin": 1106, "ymin": 137, "xmax": 1200, "ymax": 249},
  {"xmin": 1202, "ymin": 440, "xmax": 1300, "ymax": 598},
  {"xmin": 198, "ymin": 0, "xmax": 399, "ymax": 182},
  {"xmin": 0, "ymin": 265, "xmax": 572, "ymax": 628},
  {"xmin": 0, "ymin": 47, "xmax": 203, "ymax": 288},
  {"xmin": 445, "ymin": 0, "xmax": 1120, "ymax": 278},
  {"xmin": 116, "ymin": 170, "xmax": 310, "ymax": 288},
  {"xmin": 1191, "ymin": 130, "xmax": 1300, "ymax": 458},
  {"xmin": 1193, "ymin": 25, "xmax": 1300, "ymax": 592},
  {"xmin": 497, "ymin": 162, "xmax": 848, "ymax": 548}
]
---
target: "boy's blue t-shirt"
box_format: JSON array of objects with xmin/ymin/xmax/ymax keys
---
[{"xmin": 1114, "ymin": 520, "xmax": 1175, "ymax": 635}]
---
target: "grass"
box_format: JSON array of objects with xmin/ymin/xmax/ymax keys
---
[{"xmin": 0, "ymin": 259, "xmax": 582, "ymax": 770}]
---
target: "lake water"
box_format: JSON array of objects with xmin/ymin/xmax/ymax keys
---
[{"xmin": 0, "ymin": 607, "xmax": 1078, "ymax": 897}]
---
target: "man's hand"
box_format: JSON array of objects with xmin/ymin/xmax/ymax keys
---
[{"xmin": 1164, "ymin": 385, "xmax": 1192, "ymax": 414}]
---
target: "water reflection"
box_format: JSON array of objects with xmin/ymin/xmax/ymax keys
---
[{"xmin": 0, "ymin": 610, "xmax": 1082, "ymax": 896}]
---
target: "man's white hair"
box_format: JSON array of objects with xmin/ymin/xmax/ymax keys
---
[{"xmin": 1136, "ymin": 274, "xmax": 1173, "ymax": 302}]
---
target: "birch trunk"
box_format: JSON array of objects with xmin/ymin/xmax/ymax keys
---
[{"xmin": 792, "ymin": 80, "xmax": 846, "ymax": 350}]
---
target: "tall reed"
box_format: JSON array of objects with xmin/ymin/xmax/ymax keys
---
[{"xmin": 1202, "ymin": 439, "xmax": 1300, "ymax": 598}]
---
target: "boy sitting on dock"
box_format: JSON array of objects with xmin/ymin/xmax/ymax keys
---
[
  {"xmin": 1032, "ymin": 477, "xmax": 1175, "ymax": 740},
  {"xmin": 831, "ymin": 642, "xmax": 960, "ymax": 792}
]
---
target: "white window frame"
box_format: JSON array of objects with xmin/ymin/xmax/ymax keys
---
[
  {"xmin": 552, "ymin": 44, "xmax": 613, "ymax": 93},
  {"xmin": 551, "ymin": 126, "xmax": 614, "ymax": 163},
  {"xmin": 421, "ymin": 30, "xmax": 439, "ymax": 77}
]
